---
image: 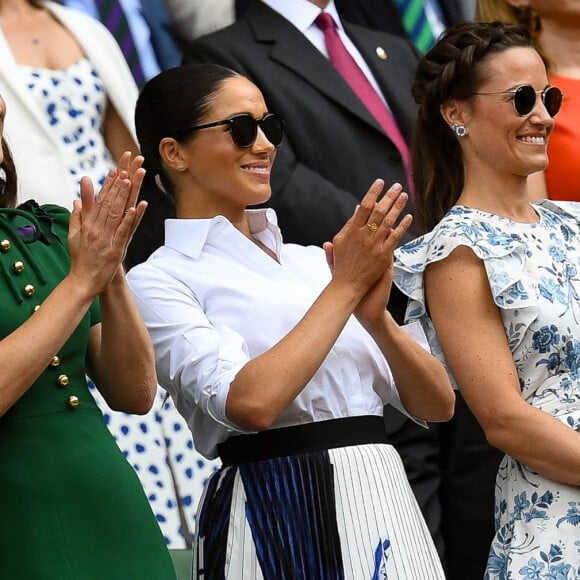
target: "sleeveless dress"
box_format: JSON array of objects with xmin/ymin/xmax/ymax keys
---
[
  {"xmin": 0, "ymin": 202, "xmax": 176, "ymax": 579},
  {"xmin": 394, "ymin": 201, "xmax": 580, "ymax": 580}
]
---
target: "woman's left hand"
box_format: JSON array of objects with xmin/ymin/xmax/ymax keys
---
[{"xmin": 324, "ymin": 181, "xmax": 412, "ymax": 328}]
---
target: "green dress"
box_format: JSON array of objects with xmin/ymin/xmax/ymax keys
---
[{"xmin": 0, "ymin": 202, "xmax": 176, "ymax": 579}]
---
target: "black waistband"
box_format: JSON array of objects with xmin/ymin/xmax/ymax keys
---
[{"xmin": 217, "ymin": 415, "xmax": 387, "ymax": 466}]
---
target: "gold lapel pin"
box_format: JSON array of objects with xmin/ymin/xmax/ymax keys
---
[{"xmin": 376, "ymin": 47, "xmax": 387, "ymax": 60}]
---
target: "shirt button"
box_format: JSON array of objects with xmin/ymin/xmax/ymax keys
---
[
  {"xmin": 50, "ymin": 356, "xmax": 61, "ymax": 367},
  {"xmin": 13, "ymin": 261, "xmax": 24, "ymax": 273},
  {"xmin": 0, "ymin": 239, "xmax": 11, "ymax": 252},
  {"xmin": 23, "ymin": 284, "xmax": 35, "ymax": 297},
  {"xmin": 57, "ymin": 374, "xmax": 69, "ymax": 387}
]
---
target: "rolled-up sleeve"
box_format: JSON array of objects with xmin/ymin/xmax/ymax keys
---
[{"xmin": 127, "ymin": 265, "xmax": 253, "ymax": 458}]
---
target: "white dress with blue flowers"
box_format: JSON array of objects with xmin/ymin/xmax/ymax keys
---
[{"xmin": 394, "ymin": 201, "xmax": 580, "ymax": 580}]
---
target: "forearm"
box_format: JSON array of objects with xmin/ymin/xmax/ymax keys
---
[
  {"xmin": 364, "ymin": 312, "xmax": 454, "ymax": 422},
  {"xmin": 91, "ymin": 271, "xmax": 157, "ymax": 414},
  {"xmin": 0, "ymin": 275, "xmax": 94, "ymax": 415},
  {"xmin": 485, "ymin": 400, "xmax": 580, "ymax": 486},
  {"xmin": 227, "ymin": 281, "xmax": 361, "ymax": 431}
]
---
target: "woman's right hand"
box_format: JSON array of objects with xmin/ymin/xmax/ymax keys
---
[
  {"xmin": 68, "ymin": 152, "xmax": 147, "ymax": 296},
  {"xmin": 324, "ymin": 179, "xmax": 412, "ymax": 302}
]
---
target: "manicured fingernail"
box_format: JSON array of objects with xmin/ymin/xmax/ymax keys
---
[{"xmin": 392, "ymin": 183, "xmax": 402, "ymax": 192}]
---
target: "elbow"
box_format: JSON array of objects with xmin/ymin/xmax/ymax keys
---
[
  {"xmin": 421, "ymin": 391, "xmax": 455, "ymax": 423},
  {"xmin": 108, "ymin": 377, "xmax": 157, "ymax": 415},
  {"xmin": 226, "ymin": 396, "xmax": 278, "ymax": 432}
]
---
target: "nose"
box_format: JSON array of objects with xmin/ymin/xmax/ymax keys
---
[
  {"xmin": 529, "ymin": 97, "xmax": 555, "ymax": 129},
  {"xmin": 252, "ymin": 125, "xmax": 276, "ymax": 152}
]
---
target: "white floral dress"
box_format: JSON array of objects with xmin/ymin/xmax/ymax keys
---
[{"xmin": 394, "ymin": 201, "xmax": 580, "ymax": 580}]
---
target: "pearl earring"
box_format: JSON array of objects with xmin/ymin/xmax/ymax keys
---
[{"xmin": 451, "ymin": 123, "xmax": 468, "ymax": 137}]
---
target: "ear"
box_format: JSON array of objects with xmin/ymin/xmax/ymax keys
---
[
  {"xmin": 158, "ymin": 137, "xmax": 188, "ymax": 172},
  {"xmin": 440, "ymin": 99, "xmax": 469, "ymax": 131}
]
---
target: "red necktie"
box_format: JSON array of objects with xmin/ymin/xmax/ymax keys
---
[{"xmin": 315, "ymin": 12, "xmax": 413, "ymax": 194}]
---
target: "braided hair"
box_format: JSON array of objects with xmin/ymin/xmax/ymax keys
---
[{"xmin": 411, "ymin": 21, "xmax": 533, "ymax": 232}]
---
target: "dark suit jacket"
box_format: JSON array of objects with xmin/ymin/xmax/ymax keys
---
[
  {"xmin": 333, "ymin": 0, "xmax": 472, "ymax": 35},
  {"xmin": 179, "ymin": 1, "xmax": 420, "ymax": 322},
  {"xmin": 237, "ymin": 0, "xmax": 473, "ymax": 37}
]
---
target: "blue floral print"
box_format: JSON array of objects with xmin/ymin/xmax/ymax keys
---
[{"xmin": 394, "ymin": 201, "xmax": 580, "ymax": 579}]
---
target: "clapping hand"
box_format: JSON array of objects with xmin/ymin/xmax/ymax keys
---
[
  {"xmin": 324, "ymin": 179, "xmax": 412, "ymax": 326},
  {"xmin": 68, "ymin": 152, "xmax": 147, "ymax": 294}
]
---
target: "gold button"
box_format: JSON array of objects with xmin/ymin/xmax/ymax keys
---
[
  {"xmin": 0, "ymin": 239, "xmax": 11, "ymax": 252},
  {"xmin": 376, "ymin": 46, "xmax": 387, "ymax": 60},
  {"xmin": 23, "ymin": 284, "xmax": 35, "ymax": 297},
  {"xmin": 67, "ymin": 395, "xmax": 80, "ymax": 408},
  {"xmin": 50, "ymin": 356, "xmax": 61, "ymax": 367},
  {"xmin": 57, "ymin": 374, "xmax": 69, "ymax": 387},
  {"xmin": 33, "ymin": 304, "xmax": 41, "ymax": 312},
  {"xmin": 13, "ymin": 261, "xmax": 25, "ymax": 273}
]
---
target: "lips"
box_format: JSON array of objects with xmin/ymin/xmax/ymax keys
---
[{"xmin": 241, "ymin": 162, "xmax": 270, "ymax": 175}]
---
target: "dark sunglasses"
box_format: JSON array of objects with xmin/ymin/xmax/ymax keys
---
[
  {"xmin": 181, "ymin": 112, "xmax": 285, "ymax": 148},
  {"xmin": 473, "ymin": 85, "xmax": 563, "ymax": 118}
]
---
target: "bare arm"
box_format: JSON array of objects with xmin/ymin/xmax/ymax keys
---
[
  {"xmin": 426, "ymin": 245, "xmax": 580, "ymax": 485},
  {"xmin": 82, "ymin": 154, "xmax": 157, "ymax": 413},
  {"xmin": 361, "ymin": 311, "xmax": 454, "ymax": 422},
  {"xmin": 0, "ymin": 153, "xmax": 153, "ymax": 416},
  {"xmin": 104, "ymin": 100, "xmax": 139, "ymax": 161},
  {"xmin": 324, "ymin": 191, "xmax": 454, "ymax": 423},
  {"xmin": 226, "ymin": 180, "xmax": 411, "ymax": 431},
  {"xmin": 86, "ymin": 270, "xmax": 157, "ymax": 414}
]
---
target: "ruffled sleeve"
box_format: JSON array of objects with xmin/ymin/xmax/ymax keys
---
[{"xmin": 394, "ymin": 207, "xmax": 542, "ymax": 371}]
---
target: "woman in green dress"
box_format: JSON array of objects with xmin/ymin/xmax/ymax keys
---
[{"xmin": 0, "ymin": 95, "xmax": 176, "ymax": 579}]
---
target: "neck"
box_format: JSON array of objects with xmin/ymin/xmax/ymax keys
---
[
  {"xmin": 307, "ymin": 0, "xmax": 330, "ymax": 9},
  {"xmin": 539, "ymin": 18, "xmax": 580, "ymax": 79},
  {"xmin": 458, "ymin": 172, "xmax": 538, "ymax": 223}
]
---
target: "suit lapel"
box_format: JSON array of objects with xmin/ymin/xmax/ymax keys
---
[
  {"xmin": 246, "ymin": 2, "xmax": 384, "ymax": 135},
  {"xmin": 345, "ymin": 22, "xmax": 419, "ymax": 144}
]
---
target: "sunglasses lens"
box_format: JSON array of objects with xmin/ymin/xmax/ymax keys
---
[
  {"xmin": 261, "ymin": 114, "xmax": 285, "ymax": 148},
  {"xmin": 513, "ymin": 85, "xmax": 536, "ymax": 116},
  {"xmin": 544, "ymin": 86, "xmax": 562, "ymax": 117},
  {"xmin": 230, "ymin": 115, "xmax": 258, "ymax": 148}
]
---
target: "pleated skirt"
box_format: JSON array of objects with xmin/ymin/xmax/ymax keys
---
[{"xmin": 193, "ymin": 443, "xmax": 445, "ymax": 579}]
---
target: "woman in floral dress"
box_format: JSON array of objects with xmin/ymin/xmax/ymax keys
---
[{"xmin": 393, "ymin": 21, "xmax": 580, "ymax": 580}]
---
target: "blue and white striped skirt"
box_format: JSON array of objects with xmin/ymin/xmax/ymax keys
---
[{"xmin": 193, "ymin": 439, "xmax": 444, "ymax": 579}]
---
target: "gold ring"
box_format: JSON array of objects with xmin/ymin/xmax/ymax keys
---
[{"xmin": 367, "ymin": 222, "xmax": 379, "ymax": 233}]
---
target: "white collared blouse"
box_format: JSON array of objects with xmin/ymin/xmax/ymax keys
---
[{"xmin": 127, "ymin": 208, "xmax": 414, "ymax": 458}]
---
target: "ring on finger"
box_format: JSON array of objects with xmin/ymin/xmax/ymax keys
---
[{"xmin": 367, "ymin": 222, "xmax": 379, "ymax": 233}]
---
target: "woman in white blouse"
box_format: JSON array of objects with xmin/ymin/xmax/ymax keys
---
[{"xmin": 127, "ymin": 62, "xmax": 454, "ymax": 579}]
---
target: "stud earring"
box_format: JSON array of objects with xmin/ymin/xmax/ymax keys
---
[
  {"xmin": 451, "ymin": 123, "xmax": 468, "ymax": 137},
  {"xmin": 177, "ymin": 165, "xmax": 186, "ymax": 171}
]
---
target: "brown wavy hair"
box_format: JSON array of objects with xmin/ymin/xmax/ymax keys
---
[{"xmin": 1, "ymin": 139, "xmax": 18, "ymax": 209}]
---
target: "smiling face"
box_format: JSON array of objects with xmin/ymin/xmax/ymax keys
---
[
  {"xmin": 450, "ymin": 46, "xmax": 555, "ymax": 182},
  {"xmin": 173, "ymin": 76, "xmax": 277, "ymax": 220}
]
